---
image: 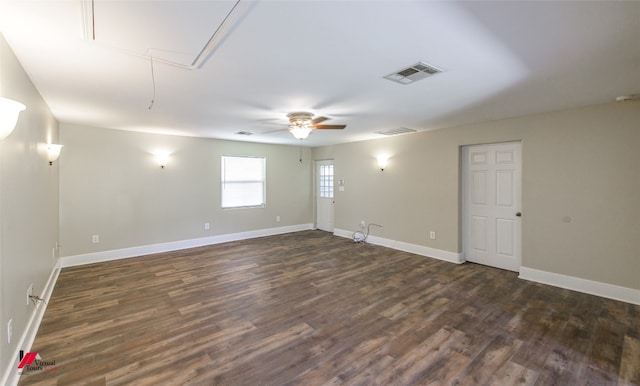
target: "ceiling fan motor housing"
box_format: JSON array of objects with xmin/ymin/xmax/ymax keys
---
[{"xmin": 287, "ymin": 112, "xmax": 315, "ymax": 126}]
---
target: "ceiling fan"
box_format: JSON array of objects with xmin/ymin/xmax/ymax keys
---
[{"xmin": 286, "ymin": 112, "xmax": 346, "ymax": 139}]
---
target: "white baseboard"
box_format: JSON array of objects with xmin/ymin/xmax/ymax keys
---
[
  {"xmin": 2, "ymin": 262, "xmax": 60, "ymax": 386},
  {"xmin": 519, "ymin": 267, "xmax": 640, "ymax": 305},
  {"xmin": 333, "ymin": 229, "xmax": 639, "ymax": 305},
  {"xmin": 333, "ymin": 228, "xmax": 464, "ymax": 264},
  {"xmin": 60, "ymin": 223, "xmax": 314, "ymax": 267}
]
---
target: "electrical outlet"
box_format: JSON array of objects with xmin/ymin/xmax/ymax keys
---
[
  {"xmin": 92, "ymin": 235, "xmax": 99, "ymax": 243},
  {"xmin": 27, "ymin": 284, "xmax": 33, "ymax": 305},
  {"xmin": 204, "ymin": 222, "xmax": 210, "ymax": 230},
  {"xmin": 7, "ymin": 319, "xmax": 12, "ymax": 344},
  {"xmin": 276, "ymin": 216, "xmax": 281, "ymax": 222},
  {"xmin": 429, "ymin": 231, "xmax": 436, "ymax": 240},
  {"xmin": 360, "ymin": 220, "xmax": 365, "ymax": 229}
]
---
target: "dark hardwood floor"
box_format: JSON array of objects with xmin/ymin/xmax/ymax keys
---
[{"xmin": 19, "ymin": 230, "xmax": 640, "ymax": 385}]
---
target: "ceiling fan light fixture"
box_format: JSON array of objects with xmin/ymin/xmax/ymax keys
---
[
  {"xmin": 283, "ymin": 111, "xmax": 345, "ymax": 139},
  {"xmin": 289, "ymin": 125, "xmax": 312, "ymax": 140},
  {"xmin": 287, "ymin": 112, "xmax": 314, "ymax": 139},
  {"xmin": 287, "ymin": 112, "xmax": 314, "ymax": 125}
]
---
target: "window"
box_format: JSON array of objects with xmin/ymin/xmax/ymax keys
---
[
  {"xmin": 319, "ymin": 164, "xmax": 334, "ymax": 198},
  {"xmin": 221, "ymin": 156, "xmax": 265, "ymax": 208}
]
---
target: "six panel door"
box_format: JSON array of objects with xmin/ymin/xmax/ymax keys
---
[{"xmin": 464, "ymin": 142, "xmax": 522, "ymax": 272}]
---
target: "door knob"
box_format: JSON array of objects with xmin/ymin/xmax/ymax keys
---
[{"xmin": 516, "ymin": 212, "xmax": 522, "ymax": 217}]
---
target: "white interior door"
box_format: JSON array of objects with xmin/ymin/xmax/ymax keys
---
[
  {"xmin": 463, "ymin": 142, "xmax": 522, "ymax": 272},
  {"xmin": 316, "ymin": 160, "xmax": 334, "ymax": 232}
]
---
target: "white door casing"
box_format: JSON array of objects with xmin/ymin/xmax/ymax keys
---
[
  {"xmin": 463, "ymin": 142, "xmax": 522, "ymax": 272},
  {"xmin": 316, "ymin": 160, "xmax": 334, "ymax": 232}
]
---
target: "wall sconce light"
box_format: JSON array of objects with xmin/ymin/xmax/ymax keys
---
[
  {"xmin": 154, "ymin": 151, "xmax": 170, "ymax": 168},
  {"xmin": 47, "ymin": 144, "xmax": 63, "ymax": 165},
  {"xmin": 377, "ymin": 154, "xmax": 389, "ymax": 171},
  {"xmin": 0, "ymin": 97, "xmax": 26, "ymax": 140}
]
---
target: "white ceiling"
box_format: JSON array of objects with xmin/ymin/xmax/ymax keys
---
[{"xmin": 0, "ymin": 1, "xmax": 638, "ymax": 147}]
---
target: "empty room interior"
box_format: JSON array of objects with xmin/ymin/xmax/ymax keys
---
[{"xmin": 0, "ymin": 1, "xmax": 639, "ymax": 385}]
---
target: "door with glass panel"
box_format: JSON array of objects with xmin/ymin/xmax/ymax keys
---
[{"xmin": 316, "ymin": 160, "xmax": 334, "ymax": 232}]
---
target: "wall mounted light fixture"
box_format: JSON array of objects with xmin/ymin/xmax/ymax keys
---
[
  {"xmin": 47, "ymin": 144, "xmax": 63, "ymax": 165},
  {"xmin": 154, "ymin": 151, "xmax": 170, "ymax": 168},
  {"xmin": 377, "ymin": 154, "xmax": 389, "ymax": 171},
  {"xmin": 0, "ymin": 97, "xmax": 26, "ymax": 140}
]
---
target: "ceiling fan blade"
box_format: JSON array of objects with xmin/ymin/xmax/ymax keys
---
[
  {"xmin": 313, "ymin": 124, "xmax": 346, "ymax": 130},
  {"xmin": 311, "ymin": 116, "xmax": 329, "ymax": 125},
  {"xmin": 261, "ymin": 128, "xmax": 287, "ymax": 134}
]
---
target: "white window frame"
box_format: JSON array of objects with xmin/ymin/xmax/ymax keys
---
[{"xmin": 221, "ymin": 155, "xmax": 266, "ymax": 209}]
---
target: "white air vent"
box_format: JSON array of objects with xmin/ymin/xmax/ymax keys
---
[
  {"xmin": 374, "ymin": 127, "xmax": 417, "ymax": 136},
  {"xmin": 384, "ymin": 61, "xmax": 443, "ymax": 85}
]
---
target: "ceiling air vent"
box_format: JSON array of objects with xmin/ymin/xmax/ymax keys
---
[
  {"xmin": 374, "ymin": 127, "xmax": 417, "ymax": 136},
  {"xmin": 384, "ymin": 61, "xmax": 443, "ymax": 85}
]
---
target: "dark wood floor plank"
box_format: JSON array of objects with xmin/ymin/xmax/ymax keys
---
[
  {"xmin": 454, "ymin": 333, "xmax": 524, "ymax": 385},
  {"xmin": 580, "ymin": 316, "xmax": 627, "ymax": 380},
  {"xmin": 380, "ymin": 326, "xmax": 468, "ymax": 385},
  {"xmin": 18, "ymin": 230, "xmax": 640, "ymax": 385},
  {"xmin": 489, "ymin": 361, "xmax": 538, "ymax": 385},
  {"xmin": 619, "ymin": 335, "xmax": 640, "ymax": 385}
]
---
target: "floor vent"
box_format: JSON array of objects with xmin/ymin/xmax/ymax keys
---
[
  {"xmin": 374, "ymin": 127, "xmax": 417, "ymax": 136},
  {"xmin": 384, "ymin": 61, "xmax": 443, "ymax": 85}
]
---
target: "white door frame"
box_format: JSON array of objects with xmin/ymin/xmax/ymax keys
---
[
  {"xmin": 315, "ymin": 159, "xmax": 334, "ymax": 232},
  {"xmin": 462, "ymin": 141, "xmax": 522, "ymax": 272}
]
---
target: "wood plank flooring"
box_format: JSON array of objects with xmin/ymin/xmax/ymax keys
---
[{"xmin": 19, "ymin": 230, "xmax": 640, "ymax": 385}]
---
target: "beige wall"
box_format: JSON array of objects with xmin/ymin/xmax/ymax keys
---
[
  {"xmin": 0, "ymin": 35, "xmax": 60, "ymax": 377},
  {"xmin": 313, "ymin": 102, "xmax": 640, "ymax": 290},
  {"xmin": 59, "ymin": 124, "xmax": 313, "ymax": 256}
]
